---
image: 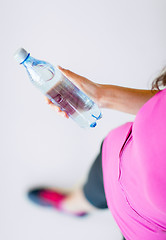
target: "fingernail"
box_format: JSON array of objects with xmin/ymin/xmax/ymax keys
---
[{"xmin": 57, "ymin": 65, "xmax": 63, "ymax": 70}]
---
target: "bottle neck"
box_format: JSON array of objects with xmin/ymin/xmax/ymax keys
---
[
  {"xmin": 22, "ymin": 55, "xmax": 38, "ymax": 70},
  {"xmin": 21, "ymin": 53, "xmax": 30, "ymax": 65}
]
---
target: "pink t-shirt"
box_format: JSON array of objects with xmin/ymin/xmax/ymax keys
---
[{"xmin": 102, "ymin": 89, "xmax": 166, "ymax": 240}]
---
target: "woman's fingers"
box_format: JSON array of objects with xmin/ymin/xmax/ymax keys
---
[
  {"xmin": 49, "ymin": 103, "xmax": 69, "ymax": 118},
  {"xmin": 57, "ymin": 66, "xmax": 100, "ymax": 105},
  {"xmin": 50, "ymin": 104, "xmax": 69, "ymax": 118},
  {"xmin": 57, "ymin": 65, "xmax": 86, "ymax": 89},
  {"xmin": 44, "ymin": 96, "xmax": 69, "ymax": 119},
  {"xmin": 58, "ymin": 66, "xmax": 82, "ymax": 81},
  {"xmin": 44, "ymin": 96, "xmax": 52, "ymax": 104}
]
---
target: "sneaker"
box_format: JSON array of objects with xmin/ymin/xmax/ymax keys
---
[{"xmin": 27, "ymin": 187, "xmax": 88, "ymax": 217}]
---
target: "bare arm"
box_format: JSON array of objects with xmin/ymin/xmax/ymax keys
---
[
  {"xmin": 46, "ymin": 66, "xmax": 159, "ymax": 117},
  {"xmin": 97, "ymin": 85, "xmax": 159, "ymax": 115}
]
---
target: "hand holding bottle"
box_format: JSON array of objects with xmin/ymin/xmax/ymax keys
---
[
  {"xmin": 44, "ymin": 95, "xmax": 69, "ymax": 118},
  {"xmin": 14, "ymin": 48, "xmax": 102, "ymax": 128},
  {"xmin": 45, "ymin": 66, "xmax": 101, "ymax": 119}
]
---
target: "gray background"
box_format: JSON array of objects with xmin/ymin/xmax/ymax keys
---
[{"xmin": 1, "ymin": 0, "xmax": 166, "ymax": 239}]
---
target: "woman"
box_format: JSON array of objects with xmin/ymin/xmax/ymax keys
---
[{"xmin": 28, "ymin": 66, "xmax": 166, "ymax": 240}]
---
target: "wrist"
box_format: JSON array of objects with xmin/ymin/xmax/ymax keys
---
[
  {"xmin": 94, "ymin": 84, "xmax": 103, "ymax": 107},
  {"xmin": 96, "ymin": 84, "xmax": 114, "ymax": 109}
]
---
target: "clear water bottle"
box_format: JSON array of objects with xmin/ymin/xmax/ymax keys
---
[{"xmin": 14, "ymin": 48, "xmax": 102, "ymax": 128}]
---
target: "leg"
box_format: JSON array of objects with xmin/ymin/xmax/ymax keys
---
[
  {"xmin": 59, "ymin": 142, "xmax": 108, "ymax": 212},
  {"xmin": 28, "ymin": 140, "xmax": 108, "ymax": 214},
  {"xmin": 82, "ymin": 140, "xmax": 108, "ymax": 209},
  {"xmin": 62, "ymin": 140, "xmax": 108, "ymax": 212}
]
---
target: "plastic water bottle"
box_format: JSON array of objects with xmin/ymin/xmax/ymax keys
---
[{"xmin": 14, "ymin": 48, "xmax": 102, "ymax": 128}]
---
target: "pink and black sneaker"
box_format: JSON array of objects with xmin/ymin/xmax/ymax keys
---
[{"xmin": 27, "ymin": 188, "xmax": 88, "ymax": 217}]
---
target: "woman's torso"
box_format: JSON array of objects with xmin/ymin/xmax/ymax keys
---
[{"xmin": 102, "ymin": 89, "xmax": 166, "ymax": 240}]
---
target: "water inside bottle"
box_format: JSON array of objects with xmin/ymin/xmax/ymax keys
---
[
  {"xmin": 18, "ymin": 50, "xmax": 102, "ymax": 128},
  {"xmin": 31, "ymin": 62, "xmax": 96, "ymax": 119},
  {"xmin": 32, "ymin": 62, "xmax": 55, "ymax": 81},
  {"xmin": 46, "ymin": 79, "xmax": 94, "ymax": 116}
]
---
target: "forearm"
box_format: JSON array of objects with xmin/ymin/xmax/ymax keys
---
[{"xmin": 97, "ymin": 84, "xmax": 159, "ymax": 115}]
